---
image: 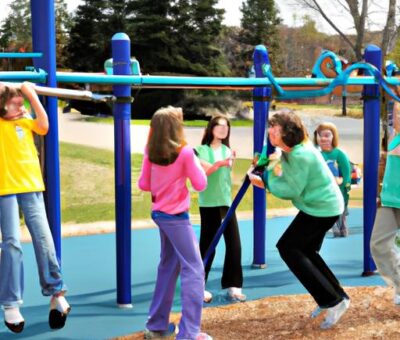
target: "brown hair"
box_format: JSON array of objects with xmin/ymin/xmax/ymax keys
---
[
  {"xmin": 314, "ymin": 122, "xmax": 339, "ymax": 148},
  {"xmin": 0, "ymin": 85, "xmax": 23, "ymax": 117},
  {"xmin": 148, "ymin": 106, "xmax": 186, "ymax": 165},
  {"xmin": 201, "ymin": 115, "xmax": 231, "ymax": 147},
  {"xmin": 268, "ymin": 111, "xmax": 306, "ymax": 147}
]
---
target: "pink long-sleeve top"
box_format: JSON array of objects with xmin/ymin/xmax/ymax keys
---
[{"xmin": 138, "ymin": 145, "xmax": 207, "ymax": 214}]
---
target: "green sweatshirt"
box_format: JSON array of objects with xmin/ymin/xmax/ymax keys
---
[
  {"xmin": 381, "ymin": 155, "xmax": 400, "ymax": 209},
  {"xmin": 321, "ymin": 148, "xmax": 351, "ymax": 206},
  {"xmin": 263, "ymin": 143, "xmax": 344, "ymax": 217}
]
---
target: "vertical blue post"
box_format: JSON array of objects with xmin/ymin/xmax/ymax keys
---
[
  {"xmin": 112, "ymin": 33, "xmax": 133, "ymax": 307},
  {"xmin": 362, "ymin": 45, "xmax": 381, "ymax": 275},
  {"xmin": 31, "ymin": 0, "xmax": 62, "ymax": 261},
  {"xmin": 252, "ymin": 45, "xmax": 271, "ymax": 267}
]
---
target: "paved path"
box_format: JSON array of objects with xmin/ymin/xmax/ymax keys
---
[{"xmin": 58, "ymin": 111, "xmax": 365, "ymax": 163}]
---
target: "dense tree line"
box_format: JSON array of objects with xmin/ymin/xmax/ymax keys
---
[{"xmin": 0, "ymin": 0, "xmax": 397, "ymax": 116}]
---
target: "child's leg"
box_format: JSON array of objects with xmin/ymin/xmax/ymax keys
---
[
  {"xmin": 146, "ymin": 227, "xmax": 179, "ymax": 331},
  {"xmin": 371, "ymin": 207, "xmax": 400, "ymax": 291},
  {"xmin": 220, "ymin": 208, "xmax": 243, "ymax": 289},
  {"xmin": 17, "ymin": 192, "xmax": 66, "ymax": 295},
  {"xmin": 0, "ymin": 195, "xmax": 23, "ymax": 307},
  {"xmin": 337, "ymin": 207, "xmax": 349, "ymax": 237},
  {"xmin": 199, "ymin": 207, "xmax": 221, "ymax": 281},
  {"xmin": 156, "ymin": 217, "xmax": 204, "ymax": 340}
]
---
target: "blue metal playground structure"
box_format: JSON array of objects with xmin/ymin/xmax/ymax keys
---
[{"xmin": 1, "ymin": 0, "xmax": 400, "ymax": 309}]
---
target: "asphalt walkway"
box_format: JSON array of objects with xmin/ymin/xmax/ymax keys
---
[{"xmin": 58, "ymin": 111, "xmax": 364, "ymax": 163}]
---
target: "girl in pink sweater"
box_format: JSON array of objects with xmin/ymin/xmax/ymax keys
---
[{"xmin": 138, "ymin": 106, "xmax": 211, "ymax": 340}]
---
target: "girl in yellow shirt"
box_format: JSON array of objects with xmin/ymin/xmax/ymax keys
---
[{"xmin": 0, "ymin": 82, "xmax": 70, "ymax": 333}]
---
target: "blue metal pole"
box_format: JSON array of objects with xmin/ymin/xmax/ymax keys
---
[
  {"xmin": 112, "ymin": 33, "xmax": 132, "ymax": 307},
  {"xmin": 30, "ymin": 0, "xmax": 62, "ymax": 262},
  {"xmin": 362, "ymin": 45, "xmax": 381, "ymax": 275},
  {"xmin": 252, "ymin": 45, "xmax": 271, "ymax": 268}
]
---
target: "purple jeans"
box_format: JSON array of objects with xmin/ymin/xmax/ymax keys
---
[{"xmin": 146, "ymin": 211, "xmax": 204, "ymax": 340}]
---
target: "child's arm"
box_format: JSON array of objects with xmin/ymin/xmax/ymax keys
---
[
  {"xmin": 186, "ymin": 148, "xmax": 207, "ymax": 191},
  {"xmin": 21, "ymin": 82, "xmax": 49, "ymax": 135},
  {"xmin": 201, "ymin": 158, "xmax": 232, "ymax": 176},
  {"xmin": 138, "ymin": 152, "xmax": 151, "ymax": 191},
  {"xmin": 196, "ymin": 149, "xmax": 235, "ymax": 176}
]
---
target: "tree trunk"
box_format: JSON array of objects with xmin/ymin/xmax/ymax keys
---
[{"xmin": 381, "ymin": 0, "xmax": 397, "ymax": 56}]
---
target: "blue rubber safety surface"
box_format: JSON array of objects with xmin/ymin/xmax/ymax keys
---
[{"xmin": 0, "ymin": 208, "xmax": 386, "ymax": 339}]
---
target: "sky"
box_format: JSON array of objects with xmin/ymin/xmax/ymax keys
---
[{"xmin": 0, "ymin": 0, "xmax": 391, "ymax": 35}]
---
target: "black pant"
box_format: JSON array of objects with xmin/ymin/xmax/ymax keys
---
[
  {"xmin": 199, "ymin": 206, "xmax": 243, "ymax": 289},
  {"xmin": 276, "ymin": 211, "xmax": 347, "ymax": 308}
]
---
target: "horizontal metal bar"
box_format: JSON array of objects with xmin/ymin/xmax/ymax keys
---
[
  {"xmin": 56, "ymin": 72, "xmax": 400, "ymax": 87},
  {"xmin": 0, "ymin": 81, "xmax": 114, "ymax": 102},
  {"xmin": 0, "ymin": 70, "xmax": 47, "ymax": 82},
  {"xmin": 2, "ymin": 70, "xmax": 400, "ymax": 88},
  {"xmin": 0, "ymin": 52, "xmax": 43, "ymax": 58}
]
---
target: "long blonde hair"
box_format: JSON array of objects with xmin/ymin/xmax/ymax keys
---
[{"xmin": 148, "ymin": 106, "xmax": 186, "ymax": 165}]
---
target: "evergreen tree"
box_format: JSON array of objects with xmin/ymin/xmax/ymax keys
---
[
  {"xmin": 66, "ymin": 0, "xmax": 134, "ymax": 72},
  {"xmin": 0, "ymin": 0, "xmax": 72, "ymax": 70},
  {"xmin": 0, "ymin": 0, "xmax": 31, "ymax": 53},
  {"xmin": 172, "ymin": 0, "xmax": 228, "ymax": 76},
  {"xmin": 55, "ymin": 0, "xmax": 73, "ymax": 68},
  {"xmin": 129, "ymin": 0, "xmax": 175, "ymax": 73},
  {"xmin": 239, "ymin": 0, "xmax": 282, "ymax": 75}
]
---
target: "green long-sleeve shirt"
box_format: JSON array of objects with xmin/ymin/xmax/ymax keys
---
[
  {"xmin": 263, "ymin": 142, "xmax": 344, "ymax": 217},
  {"xmin": 381, "ymin": 155, "xmax": 400, "ymax": 209},
  {"xmin": 321, "ymin": 148, "xmax": 351, "ymax": 206}
]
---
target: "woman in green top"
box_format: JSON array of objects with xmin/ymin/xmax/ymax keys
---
[
  {"xmin": 195, "ymin": 115, "xmax": 245, "ymax": 303},
  {"xmin": 371, "ymin": 100, "xmax": 400, "ymax": 306},
  {"xmin": 248, "ymin": 112, "xmax": 349, "ymax": 329},
  {"xmin": 314, "ymin": 122, "xmax": 352, "ymax": 237}
]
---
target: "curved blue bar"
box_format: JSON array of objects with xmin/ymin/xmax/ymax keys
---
[
  {"xmin": 311, "ymin": 50, "xmax": 343, "ymax": 78},
  {"xmin": 112, "ymin": 32, "xmax": 132, "ymax": 306}
]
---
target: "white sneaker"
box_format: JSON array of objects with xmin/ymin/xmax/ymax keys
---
[
  {"xmin": 3, "ymin": 306, "xmax": 24, "ymax": 333},
  {"xmin": 311, "ymin": 297, "xmax": 349, "ymax": 319},
  {"xmin": 227, "ymin": 287, "xmax": 246, "ymax": 302},
  {"xmin": 204, "ymin": 290, "xmax": 212, "ymax": 303},
  {"xmin": 394, "ymin": 294, "xmax": 400, "ymax": 305},
  {"xmin": 310, "ymin": 306, "xmax": 325, "ymax": 319},
  {"xmin": 196, "ymin": 332, "xmax": 213, "ymax": 340},
  {"xmin": 320, "ymin": 299, "xmax": 350, "ymax": 329}
]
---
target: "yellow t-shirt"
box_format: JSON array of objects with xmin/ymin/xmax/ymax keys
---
[{"xmin": 0, "ymin": 116, "xmax": 45, "ymax": 195}]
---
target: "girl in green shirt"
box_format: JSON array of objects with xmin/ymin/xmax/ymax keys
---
[
  {"xmin": 195, "ymin": 115, "xmax": 245, "ymax": 303},
  {"xmin": 314, "ymin": 122, "xmax": 352, "ymax": 237},
  {"xmin": 248, "ymin": 112, "xmax": 349, "ymax": 329}
]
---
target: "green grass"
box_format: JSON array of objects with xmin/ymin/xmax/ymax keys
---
[
  {"xmin": 59, "ymin": 142, "xmax": 293, "ymax": 223},
  {"xmin": 59, "ymin": 142, "xmax": 362, "ymax": 224},
  {"xmin": 274, "ymin": 102, "xmax": 363, "ymax": 119}
]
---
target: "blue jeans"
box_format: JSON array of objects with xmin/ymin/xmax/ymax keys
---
[{"xmin": 0, "ymin": 192, "xmax": 66, "ymax": 307}]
